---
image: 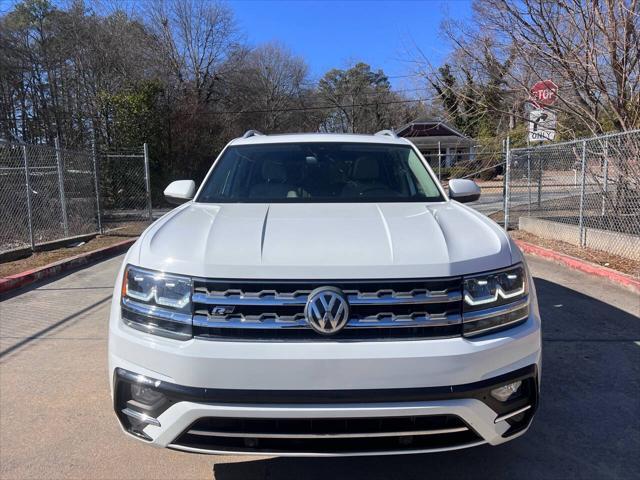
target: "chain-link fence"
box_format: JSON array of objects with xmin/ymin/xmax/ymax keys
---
[
  {"xmin": 97, "ymin": 145, "xmax": 152, "ymax": 232},
  {"xmin": 4, "ymin": 132, "xmax": 638, "ymax": 262},
  {"xmin": 0, "ymin": 140, "xmax": 153, "ymax": 255},
  {"xmin": 454, "ymin": 150, "xmax": 506, "ymax": 217},
  {"xmin": 419, "ymin": 146, "xmax": 507, "ymax": 217},
  {"xmin": 506, "ymin": 130, "xmax": 640, "ymax": 261}
]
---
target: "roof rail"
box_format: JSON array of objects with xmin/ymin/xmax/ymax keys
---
[
  {"xmin": 374, "ymin": 129, "xmax": 398, "ymax": 139},
  {"xmin": 242, "ymin": 130, "xmax": 264, "ymax": 139}
]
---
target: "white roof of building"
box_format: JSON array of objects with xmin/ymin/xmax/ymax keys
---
[{"xmin": 229, "ymin": 132, "xmax": 412, "ymax": 147}]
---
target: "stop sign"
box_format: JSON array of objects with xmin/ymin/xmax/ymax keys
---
[{"xmin": 530, "ymin": 80, "xmax": 558, "ymax": 107}]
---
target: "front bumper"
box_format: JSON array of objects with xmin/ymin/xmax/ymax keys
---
[
  {"xmin": 113, "ymin": 365, "xmax": 538, "ymax": 456},
  {"xmin": 109, "ymin": 323, "xmax": 540, "ymax": 455}
]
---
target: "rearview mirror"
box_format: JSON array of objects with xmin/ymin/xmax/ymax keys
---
[
  {"xmin": 448, "ymin": 179, "xmax": 481, "ymax": 203},
  {"xmin": 164, "ymin": 180, "xmax": 196, "ymax": 205}
]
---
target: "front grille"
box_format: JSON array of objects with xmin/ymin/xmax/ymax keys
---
[
  {"xmin": 192, "ymin": 277, "xmax": 463, "ymax": 340},
  {"xmin": 170, "ymin": 415, "xmax": 483, "ymax": 454}
]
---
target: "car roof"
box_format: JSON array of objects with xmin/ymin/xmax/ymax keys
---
[{"xmin": 228, "ymin": 132, "xmax": 413, "ymax": 147}]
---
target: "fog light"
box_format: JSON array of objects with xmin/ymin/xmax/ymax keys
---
[
  {"xmin": 490, "ymin": 381, "xmax": 522, "ymax": 402},
  {"xmin": 131, "ymin": 383, "xmax": 165, "ymax": 410}
]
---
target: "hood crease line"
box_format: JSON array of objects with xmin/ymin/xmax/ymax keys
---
[
  {"xmin": 427, "ymin": 205, "xmax": 451, "ymax": 265},
  {"xmin": 202, "ymin": 206, "xmax": 221, "ymax": 263},
  {"xmin": 260, "ymin": 204, "xmax": 270, "ymax": 262},
  {"xmin": 375, "ymin": 204, "xmax": 394, "ymax": 263}
]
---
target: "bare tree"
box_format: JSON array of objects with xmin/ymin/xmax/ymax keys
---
[
  {"xmin": 148, "ymin": 0, "xmax": 240, "ymax": 104},
  {"xmin": 235, "ymin": 42, "xmax": 311, "ymax": 132},
  {"xmin": 429, "ymin": 0, "xmax": 640, "ymax": 136}
]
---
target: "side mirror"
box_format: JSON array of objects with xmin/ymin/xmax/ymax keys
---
[
  {"xmin": 164, "ymin": 180, "xmax": 196, "ymax": 205},
  {"xmin": 448, "ymin": 179, "xmax": 481, "ymax": 203}
]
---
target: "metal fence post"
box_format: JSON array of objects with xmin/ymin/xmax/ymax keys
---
[
  {"xmin": 527, "ymin": 149, "xmax": 531, "ymax": 215},
  {"xmin": 91, "ymin": 133, "xmax": 103, "ymax": 234},
  {"xmin": 22, "ymin": 145, "xmax": 35, "ymax": 250},
  {"xmin": 54, "ymin": 137, "xmax": 69, "ymax": 237},
  {"xmin": 437, "ymin": 141, "xmax": 442, "ymax": 181},
  {"xmin": 578, "ymin": 140, "xmax": 587, "ymax": 247},
  {"xmin": 537, "ymin": 151, "xmax": 543, "ymax": 207},
  {"xmin": 601, "ymin": 138, "xmax": 608, "ymax": 217},
  {"xmin": 143, "ymin": 143, "xmax": 153, "ymax": 221},
  {"xmin": 503, "ymin": 136, "xmax": 510, "ymax": 230}
]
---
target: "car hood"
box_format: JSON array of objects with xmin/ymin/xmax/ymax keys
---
[{"xmin": 133, "ymin": 202, "xmax": 515, "ymax": 279}]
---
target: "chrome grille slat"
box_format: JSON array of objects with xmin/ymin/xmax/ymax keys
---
[
  {"xmin": 193, "ymin": 314, "xmax": 308, "ymax": 329},
  {"xmin": 193, "ymin": 312, "xmax": 461, "ymax": 329},
  {"xmin": 186, "ymin": 426, "xmax": 469, "ymax": 439},
  {"xmin": 192, "ymin": 290, "xmax": 461, "ymax": 306},
  {"xmin": 351, "ymin": 313, "xmax": 461, "ymax": 328}
]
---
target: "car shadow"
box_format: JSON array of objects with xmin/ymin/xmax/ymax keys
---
[{"xmin": 211, "ymin": 277, "xmax": 640, "ymax": 480}]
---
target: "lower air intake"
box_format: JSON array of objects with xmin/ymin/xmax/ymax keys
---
[{"xmin": 170, "ymin": 415, "xmax": 484, "ymax": 455}]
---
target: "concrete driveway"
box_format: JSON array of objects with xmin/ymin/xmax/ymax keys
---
[
  {"xmin": 467, "ymin": 186, "xmax": 584, "ymax": 217},
  {"xmin": 1, "ymin": 254, "xmax": 638, "ymax": 480}
]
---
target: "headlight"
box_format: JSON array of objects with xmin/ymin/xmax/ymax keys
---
[
  {"xmin": 462, "ymin": 264, "xmax": 529, "ymax": 337},
  {"xmin": 121, "ymin": 265, "xmax": 193, "ymax": 340}
]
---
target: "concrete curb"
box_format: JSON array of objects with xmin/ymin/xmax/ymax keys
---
[
  {"xmin": 515, "ymin": 239, "xmax": 640, "ymax": 293},
  {"xmin": 0, "ymin": 238, "xmax": 136, "ymax": 295}
]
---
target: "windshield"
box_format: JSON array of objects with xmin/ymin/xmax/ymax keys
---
[{"xmin": 196, "ymin": 142, "xmax": 443, "ymax": 203}]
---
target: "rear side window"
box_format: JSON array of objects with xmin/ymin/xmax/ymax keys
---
[{"xmin": 197, "ymin": 142, "xmax": 443, "ymax": 203}]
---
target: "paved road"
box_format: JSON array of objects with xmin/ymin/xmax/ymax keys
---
[
  {"xmin": 468, "ymin": 185, "xmax": 584, "ymax": 217},
  {"xmin": 1, "ymin": 255, "xmax": 639, "ymax": 480}
]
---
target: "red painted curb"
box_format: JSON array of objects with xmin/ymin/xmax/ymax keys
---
[
  {"xmin": 0, "ymin": 238, "xmax": 136, "ymax": 295},
  {"xmin": 515, "ymin": 239, "xmax": 640, "ymax": 293}
]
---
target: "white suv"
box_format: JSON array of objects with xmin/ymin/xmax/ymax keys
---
[{"xmin": 109, "ymin": 131, "xmax": 541, "ymax": 456}]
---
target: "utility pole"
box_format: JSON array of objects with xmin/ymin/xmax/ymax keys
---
[
  {"xmin": 437, "ymin": 141, "xmax": 442, "ymax": 181},
  {"xmin": 504, "ymin": 136, "xmax": 511, "ymax": 231}
]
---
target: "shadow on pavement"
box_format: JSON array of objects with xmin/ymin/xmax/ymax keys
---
[
  {"xmin": 0, "ymin": 264, "xmax": 110, "ymax": 302},
  {"xmin": 212, "ymin": 277, "xmax": 640, "ymax": 480},
  {"xmin": 0, "ymin": 294, "xmax": 112, "ymax": 359}
]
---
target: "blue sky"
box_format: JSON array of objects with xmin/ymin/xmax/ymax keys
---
[
  {"xmin": 1, "ymin": 0, "xmax": 474, "ymax": 90},
  {"xmin": 228, "ymin": 0, "xmax": 473, "ymax": 88}
]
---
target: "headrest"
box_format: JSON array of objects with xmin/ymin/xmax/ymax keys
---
[
  {"xmin": 261, "ymin": 160, "xmax": 287, "ymax": 183},
  {"xmin": 352, "ymin": 157, "xmax": 380, "ymax": 181}
]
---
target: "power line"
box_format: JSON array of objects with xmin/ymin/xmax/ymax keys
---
[
  {"xmin": 351, "ymin": 87, "xmax": 428, "ymax": 96},
  {"xmin": 387, "ymin": 74, "xmax": 424, "ymax": 80},
  {"xmin": 177, "ymin": 97, "xmax": 435, "ymax": 116}
]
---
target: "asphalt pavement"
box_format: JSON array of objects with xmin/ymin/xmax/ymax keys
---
[
  {"xmin": 1, "ymin": 254, "xmax": 639, "ymax": 480},
  {"xmin": 467, "ymin": 185, "xmax": 584, "ymax": 217}
]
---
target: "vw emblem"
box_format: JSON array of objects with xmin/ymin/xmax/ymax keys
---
[{"xmin": 304, "ymin": 287, "xmax": 350, "ymax": 335}]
